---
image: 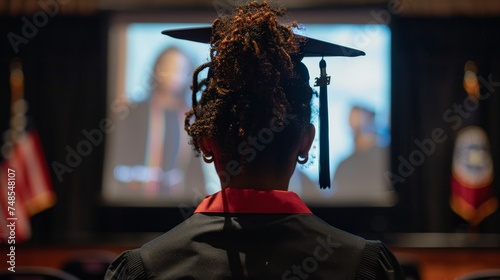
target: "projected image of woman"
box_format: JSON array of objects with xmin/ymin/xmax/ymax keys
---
[
  {"xmin": 142, "ymin": 47, "xmax": 194, "ymax": 195},
  {"xmin": 108, "ymin": 47, "xmax": 204, "ymax": 199}
]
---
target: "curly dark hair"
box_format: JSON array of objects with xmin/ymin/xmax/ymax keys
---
[{"xmin": 185, "ymin": 1, "xmax": 315, "ymax": 168}]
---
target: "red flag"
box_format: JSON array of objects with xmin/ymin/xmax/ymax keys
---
[
  {"xmin": 0, "ymin": 131, "xmax": 56, "ymax": 243},
  {"xmin": 450, "ymin": 126, "xmax": 497, "ymax": 226}
]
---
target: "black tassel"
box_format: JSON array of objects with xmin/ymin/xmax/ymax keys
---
[{"xmin": 315, "ymin": 58, "xmax": 331, "ymax": 189}]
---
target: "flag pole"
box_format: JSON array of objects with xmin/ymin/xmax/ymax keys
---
[
  {"xmin": 10, "ymin": 59, "xmax": 24, "ymax": 108},
  {"xmin": 8, "ymin": 59, "xmax": 27, "ymax": 146}
]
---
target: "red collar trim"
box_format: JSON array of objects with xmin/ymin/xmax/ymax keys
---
[{"xmin": 194, "ymin": 188, "xmax": 312, "ymax": 214}]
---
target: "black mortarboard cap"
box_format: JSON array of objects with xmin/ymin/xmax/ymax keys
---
[
  {"xmin": 162, "ymin": 26, "xmax": 365, "ymax": 57},
  {"xmin": 162, "ymin": 26, "xmax": 365, "ymax": 189}
]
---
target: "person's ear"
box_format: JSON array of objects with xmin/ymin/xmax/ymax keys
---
[
  {"xmin": 199, "ymin": 137, "xmax": 216, "ymax": 163},
  {"xmin": 298, "ymin": 124, "xmax": 315, "ymax": 157},
  {"xmin": 199, "ymin": 137, "xmax": 211, "ymax": 154}
]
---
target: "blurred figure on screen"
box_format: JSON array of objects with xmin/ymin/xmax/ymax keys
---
[
  {"xmin": 333, "ymin": 105, "xmax": 391, "ymax": 197},
  {"xmin": 143, "ymin": 47, "xmax": 194, "ymax": 195},
  {"xmin": 109, "ymin": 47, "xmax": 204, "ymax": 198}
]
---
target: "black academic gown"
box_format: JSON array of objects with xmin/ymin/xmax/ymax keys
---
[{"xmin": 105, "ymin": 188, "xmax": 405, "ymax": 280}]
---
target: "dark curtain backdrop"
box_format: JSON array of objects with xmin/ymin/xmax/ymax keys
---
[
  {"xmin": 0, "ymin": 14, "xmax": 108, "ymax": 242},
  {"xmin": 1, "ymin": 13, "xmax": 500, "ymax": 244},
  {"xmin": 391, "ymin": 16, "xmax": 500, "ymax": 233}
]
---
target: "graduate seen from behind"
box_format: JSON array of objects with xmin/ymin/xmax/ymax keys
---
[{"xmin": 105, "ymin": 2, "xmax": 405, "ymax": 279}]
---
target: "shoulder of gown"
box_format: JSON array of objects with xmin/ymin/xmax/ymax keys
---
[
  {"xmin": 104, "ymin": 249, "xmax": 148, "ymax": 280},
  {"xmin": 356, "ymin": 240, "xmax": 406, "ymax": 280}
]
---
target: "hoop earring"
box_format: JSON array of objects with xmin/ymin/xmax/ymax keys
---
[
  {"xmin": 297, "ymin": 154, "xmax": 308, "ymax": 165},
  {"xmin": 202, "ymin": 152, "xmax": 214, "ymax": 163}
]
